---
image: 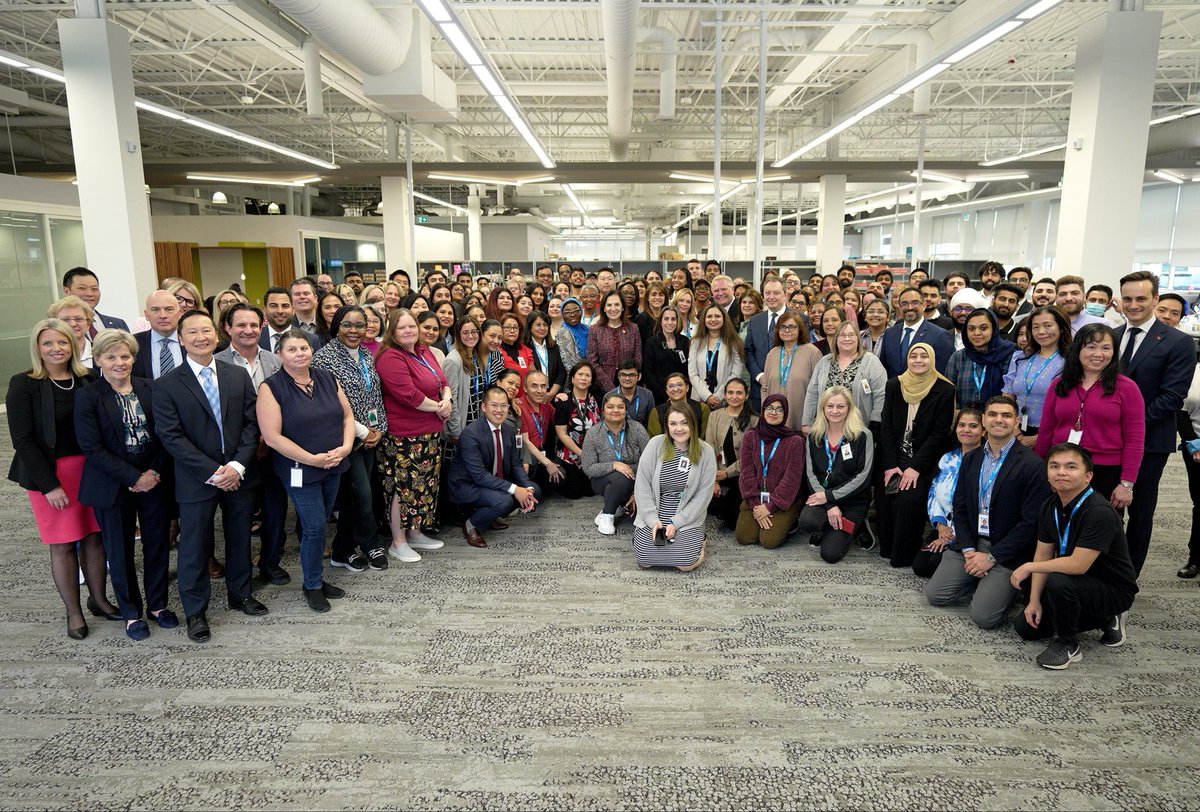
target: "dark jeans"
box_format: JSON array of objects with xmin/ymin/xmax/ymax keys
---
[
  {"xmin": 287, "ymin": 474, "xmax": 341, "ymax": 590},
  {"xmin": 877, "ymin": 481, "xmax": 931, "ymax": 569},
  {"xmin": 1183, "ymin": 449, "xmax": 1200, "ymax": 565},
  {"xmin": 1127, "ymin": 451, "xmax": 1168, "ymax": 576},
  {"xmin": 332, "ymin": 445, "xmax": 384, "ymax": 559},
  {"xmin": 797, "ymin": 504, "xmax": 853, "ymax": 563},
  {"xmin": 555, "ymin": 461, "xmax": 592, "ymax": 499},
  {"xmin": 93, "ymin": 481, "xmax": 170, "ymax": 620},
  {"xmin": 590, "ymin": 471, "xmax": 634, "ymax": 515},
  {"xmin": 256, "ymin": 457, "xmax": 288, "ymax": 569},
  {"xmin": 708, "ymin": 479, "xmax": 742, "ymax": 530},
  {"xmin": 1013, "ymin": 572, "xmax": 1135, "ymax": 644}
]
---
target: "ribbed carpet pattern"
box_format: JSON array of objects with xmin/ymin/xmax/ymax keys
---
[{"xmin": 0, "ymin": 416, "xmax": 1197, "ymax": 811}]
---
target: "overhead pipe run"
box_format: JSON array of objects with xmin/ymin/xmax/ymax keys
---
[
  {"xmin": 637, "ymin": 26, "xmax": 677, "ymax": 121},
  {"xmin": 601, "ymin": 0, "xmax": 639, "ymax": 160},
  {"xmin": 303, "ymin": 37, "xmax": 325, "ymax": 119},
  {"xmin": 861, "ymin": 28, "xmax": 934, "ymax": 117},
  {"xmin": 266, "ymin": 0, "xmax": 411, "ymax": 76}
]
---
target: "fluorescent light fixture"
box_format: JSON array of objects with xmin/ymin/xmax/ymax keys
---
[
  {"xmin": 428, "ymin": 172, "xmax": 520, "ymax": 186},
  {"xmin": 972, "ymin": 172, "xmax": 1030, "ymax": 182},
  {"xmin": 135, "ymin": 100, "xmax": 186, "ymax": 121},
  {"xmin": 562, "ymin": 184, "xmax": 594, "ymax": 227},
  {"xmin": 945, "ymin": 21, "xmax": 1022, "ymax": 65},
  {"xmin": 671, "ymin": 183, "xmax": 747, "ymax": 230},
  {"xmin": 1150, "ymin": 106, "xmax": 1200, "ymax": 126},
  {"xmin": 29, "ymin": 67, "xmax": 64, "ymax": 82},
  {"xmin": 910, "ymin": 171, "xmax": 963, "ymax": 184},
  {"xmin": 414, "ymin": 0, "xmax": 452, "ymax": 23},
  {"xmin": 441, "ymin": 23, "xmax": 482, "ymax": 66},
  {"xmin": 0, "ymin": 54, "xmax": 28, "ymax": 69},
  {"xmin": 187, "ymin": 173, "xmax": 320, "ymax": 187},
  {"xmin": 1017, "ymin": 0, "xmax": 1066, "ymax": 20},
  {"xmin": 895, "ymin": 63, "xmax": 951, "ymax": 96},
  {"xmin": 979, "ymin": 142, "xmax": 1066, "ymax": 167},
  {"xmin": 846, "ymin": 183, "xmax": 918, "ymax": 205},
  {"xmin": 1154, "ymin": 170, "xmax": 1185, "ymax": 184},
  {"xmin": 413, "ymin": 191, "xmax": 467, "ymax": 214},
  {"xmin": 469, "ymin": 64, "xmax": 503, "ymax": 97},
  {"xmin": 514, "ymin": 176, "xmax": 556, "ymax": 185},
  {"xmin": 182, "ymin": 117, "xmax": 339, "ymax": 169},
  {"xmin": 774, "ymin": 94, "xmax": 899, "ymax": 166},
  {"xmin": 668, "ymin": 172, "xmax": 740, "ymax": 186}
]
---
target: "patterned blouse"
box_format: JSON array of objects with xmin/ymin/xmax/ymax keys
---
[
  {"xmin": 554, "ymin": 392, "xmax": 600, "ymax": 467},
  {"xmin": 824, "ymin": 355, "xmax": 864, "ymax": 392},
  {"xmin": 117, "ymin": 391, "xmax": 150, "ymax": 452},
  {"xmin": 312, "ymin": 339, "xmax": 388, "ymax": 433}
]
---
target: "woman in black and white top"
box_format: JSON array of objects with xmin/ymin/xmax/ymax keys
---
[
  {"xmin": 525, "ymin": 310, "xmax": 566, "ymax": 398},
  {"xmin": 553, "ymin": 361, "xmax": 601, "ymax": 499}
]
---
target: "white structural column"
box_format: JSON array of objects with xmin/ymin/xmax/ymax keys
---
[
  {"xmin": 1055, "ymin": 7, "xmax": 1162, "ymax": 291},
  {"xmin": 381, "ymin": 176, "xmax": 415, "ymax": 273},
  {"xmin": 816, "ymin": 175, "xmax": 846, "ymax": 274},
  {"xmin": 58, "ymin": 17, "xmax": 156, "ymax": 316},
  {"xmin": 466, "ymin": 189, "xmax": 483, "ymax": 261}
]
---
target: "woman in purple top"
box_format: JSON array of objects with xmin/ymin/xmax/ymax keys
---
[
  {"xmin": 375, "ymin": 308, "xmax": 452, "ymax": 564},
  {"xmin": 735, "ymin": 394, "xmax": 806, "ymax": 549}
]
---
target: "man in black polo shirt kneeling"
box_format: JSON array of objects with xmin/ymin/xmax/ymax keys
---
[{"xmin": 1010, "ymin": 443, "xmax": 1139, "ymax": 670}]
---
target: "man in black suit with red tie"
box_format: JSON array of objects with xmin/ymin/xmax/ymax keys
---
[
  {"xmin": 448, "ymin": 387, "xmax": 539, "ymax": 548},
  {"xmin": 152, "ymin": 310, "xmax": 267, "ymax": 642},
  {"xmin": 1113, "ymin": 270, "xmax": 1194, "ymax": 577}
]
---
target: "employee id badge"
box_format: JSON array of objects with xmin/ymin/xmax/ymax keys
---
[
  {"xmin": 367, "ymin": 408, "xmax": 379, "ymax": 427},
  {"xmin": 518, "ymin": 356, "xmax": 527, "ymax": 369},
  {"xmin": 290, "ymin": 465, "xmax": 303, "ymax": 488},
  {"xmin": 677, "ymin": 457, "xmax": 691, "ymax": 473},
  {"xmin": 841, "ymin": 443, "xmax": 854, "ymax": 461},
  {"xmin": 977, "ymin": 512, "xmax": 990, "ymax": 535},
  {"xmin": 1020, "ymin": 412, "xmax": 1029, "ymax": 432},
  {"xmin": 515, "ymin": 433, "xmax": 524, "ymax": 450},
  {"xmin": 1068, "ymin": 428, "xmax": 1083, "ymax": 445},
  {"xmin": 759, "ymin": 490, "xmax": 771, "ymax": 504},
  {"xmin": 862, "ymin": 379, "xmax": 872, "ymax": 395}
]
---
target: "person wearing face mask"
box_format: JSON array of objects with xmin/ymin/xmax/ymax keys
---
[
  {"xmin": 946, "ymin": 309, "xmax": 1018, "ymax": 409},
  {"xmin": 555, "ymin": 297, "xmax": 589, "ymax": 370},
  {"xmin": 1085, "ymin": 285, "xmax": 1126, "ymax": 328}
]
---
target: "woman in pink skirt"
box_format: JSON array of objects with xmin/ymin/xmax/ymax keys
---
[{"xmin": 7, "ymin": 318, "xmax": 115, "ymax": 640}]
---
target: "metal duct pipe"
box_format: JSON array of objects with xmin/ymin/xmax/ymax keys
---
[
  {"xmin": 0, "ymin": 130, "xmax": 73, "ymax": 163},
  {"xmin": 266, "ymin": 0, "xmax": 411, "ymax": 76},
  {"xmin": 637, "ymin": 26, "xmax": 677, "ymax": 121},
  {"xmin": 303, "ymin": 37, "xmax": 325, "ymax": 119},
  {"xmin": 862, "ymin": 28, "xmax": 933, "ymax": 116},
  {"xmin": 601, "ymin": 0, "xmax": 639, "ymax": 160},
  {"xmin": 721, "ymin": 30, "xmax": 816, "ymax": 89}
]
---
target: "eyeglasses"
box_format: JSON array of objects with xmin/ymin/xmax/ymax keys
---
[
  {"xmin": 339, "ymin": 321, "xmax": 367, "ymax": 330},
  {"xmin": 778, "ymin": 323, "xmax": 799, "ymax": 331},
  {"xmin": 175, "ymin": 295, "xmax": 197, "ymax": 308},
  {"xmin": 618, "ymin": 371, "xmax": 639, "ymax": 378},
  {"xmin": 562, "ymin": 307, "xmax": 581, "ymax": 315},
  {"xmin": 60, "ymin": 316, "xmax": 88, "ymax": 325},
  {"xmin": 763, "ymin": 405, "xmax": 786, "ymax": 413}
]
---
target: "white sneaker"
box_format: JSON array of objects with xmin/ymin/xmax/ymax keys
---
[
  {"xmin": 596, "ymin": 513, "xmax": 616, "ymax": 535},
  {"xmin": 408, "ymin": 535, "xmax": 444, "ymax": 551},
  {"xmin": 594, "ymin": 512, "xmax": 604, "ymax": 527},
  {"xmin": 387, "ymin": 543, "xmax": 422, "ymax": 563}
]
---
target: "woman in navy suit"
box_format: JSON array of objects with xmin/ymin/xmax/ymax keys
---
[{"xmin": 75, "ymin": 329, "xmax": 176, "ymax": 640}]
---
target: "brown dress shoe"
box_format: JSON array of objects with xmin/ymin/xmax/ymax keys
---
[
  {"xmin": 208, "ymin": 556, "xmax": 226, "ymax": 578},
  {"xmin": 462, "ymin": 525, "xmax": 488, "ymax": 548},
  {"xmin": 490, "ymin": 517, "xmax": 509, "ymax": 530}
]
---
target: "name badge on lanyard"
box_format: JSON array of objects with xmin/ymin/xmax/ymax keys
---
[
  {"xmin": 977, "ymin": 512, "xmax": 990, "ymax": 535},
  {"xmin": 290, "ymin": 463, "xmax": 303, "ymax": 489},
  {"xmin": 1020, "ymin": 412, "xmax": 1029, "ymax": 432},
  {"xmin": 841, "ymin": 443, "xmax": 853, "ymax": 461},
  {"xmin": 518, "ymin": 355, "xmax": 527, "ymax": 369},
  {"xmin": 1068, "ymin": 428, "xmax": 1083, "ymax": 445},
  {"xmin": 677, "ymin": 456, "xmax": 691, "ymax": 474},
  {"xmin": 515, "ymin": 433, "xmax": 524, "ymax": 450}
]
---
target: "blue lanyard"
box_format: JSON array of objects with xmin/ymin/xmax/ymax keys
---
[
  {"xmin": 627, "ymin": 392, "xmax": 640, "ymax": 418},
  {"xmin": 706, "ymin": 338, "xmax": 722, "ymax": 371},
  {"xmin": 411, "ymin": 350, "xmax": 442, "ymax": 385},
  {"xmin": 357, "ymin": 348, "xmax": 372, "ymax": 393},
  {"xmin": 1054, "ymin": 487, "xmax": 1093, "ymax": 556},
  {"xmin": 759, "ymin": 438, "xmax": 780, "ymax": 484},
  {"xmin": 971, "ymin": 361, "xmax": 987, "ymax": 396},
  {"xmin": 681, "ymin": 321, "xmax": 692, "ymax": 337},
  {"xmin": 606, "ymin": 426, "xmax": 626, "ymax": 461},
  {"xmin": 778, "ymin": 345, "xmax": 798, "ymax": 386},
  {"xmin": 978, "ymin": 443, "xmax": 1012, "ymax": 508},
  {"xmin": 529, "ymin": 409, "xmax": 545, "ymax": 442},
  {"xmin": 1021, "ymin": 352, "xmax": 1058, "ymax": 405},
  {"xmin": 533, "ymin": 342, "xmax": 548, "ymax": 372},
  {"xmin": 825, "ymin": 437, "xmax": 841, "ymax": 482}
]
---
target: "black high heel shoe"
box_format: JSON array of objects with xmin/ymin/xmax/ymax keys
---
[
  {"xmin": 67, "ymin": 614, "xmax": 88, "ymax": 640},
  {"xmin": 86, "ymin": 597, "xmax": 122, "ymax": 621}
]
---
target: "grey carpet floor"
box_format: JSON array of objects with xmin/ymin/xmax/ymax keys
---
[{"xmin": 0, "ymin": 418, "xmax": 1197, "ymax": 811}]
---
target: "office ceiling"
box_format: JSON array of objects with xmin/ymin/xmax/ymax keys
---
[{"xmin": 1, "ymin": 0, "xmax": 1199, "ymax": 230}]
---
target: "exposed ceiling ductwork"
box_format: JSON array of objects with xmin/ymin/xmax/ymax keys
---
[{"xmin": 601, "ymin": 0, "xmax": 639, "ymax": 160}]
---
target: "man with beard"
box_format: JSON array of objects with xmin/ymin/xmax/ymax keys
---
[
  {"xmin": 837, "ymin": 264, "xmax": 857, "ymax": 290},
  {"xmin": 1055, "ymin": 275, "xmax": 1105, "ymax": 336},
  {"xmin": 919, "ymin": 279, "xmax": 954, "ymax": 331},
  {"xmin": 943, "ymin": 272, "xmax": 969, "ymax": 301},
  {"xmin": 948, "ymin": 288, "xmax": 987, "ymax": 351},
  {"xmin": 990, "ymin": 283, "xmax": 1024, "ymax": 342},
  {"xmin": 1007, "ymin": 267, "xmax": 1033, "ymax": 318},
  {"xmin": 978, "ymin": 261, "xmax": 1003, "ymax": 304}
]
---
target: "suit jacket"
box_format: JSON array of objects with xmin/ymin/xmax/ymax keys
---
[
  {"xmin": 1114, "ymin": 320, "xmax": 1194, "ymax": 455},
  {"xmin": 880, "ymin": 319, "xmax": 954, "ymax": 378},
  {"xmin": 743, "ymin": 308, "xmax": 786, "ymax": 400},
  {"xmin": 74, "ymin": 376, "xmax": 166, "ymax": 509},
  {"xmin": 98, "ymin": 312, "xmax": 129, "ymax": 331},
  {"xmin": 6, "ymin": 370, "xmax": 98, "ymax": 492},
  {"xmin": 951, "ymin": 441, "xmax": 1048, "ymax": 569},
  {"xmin": 258, "ymin": 327, "xmax": 319, "ymax": 353},
  {"xmin": 151, "ymin": 359, "xmax": 260, "ymax": 502},
  {"xmin": 448, "ymin": 416, "xmax": 533, "ymax": 496},
  {"xmin": 214, "ymin": 345, "xmax": 282, "ymax": 385},
  {"xmin": 130, "ymin": 330, "xmax": 182, "ymax": 381}
]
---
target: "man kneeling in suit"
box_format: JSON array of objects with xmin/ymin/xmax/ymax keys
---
[{"xmin": 448, "ymin": 386, "xmax": 540, "ymax": 548}]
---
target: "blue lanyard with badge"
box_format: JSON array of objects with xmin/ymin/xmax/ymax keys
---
[
  {"xmin": 529, "ymin": 408, "xmax": 545, "ymax": 444},
  {"xmin": 411, "ymin": 350, "xmax": 443, "ymax": 386},
  {"xmin": 1020, "ymin": 352, "xmax": 1058, "ymax": 430},
  {"xmin": 971, "ymin": 361, "xmax": 987, "ymax": 400},
  {"xmin": 759, "ymin": 438, "xmax": 780, "ymax": 503},
  {"xmin": 534, "ymin": 343, "xmax": 548, "ymax": 371},
  {"xmin": 824, "ymin": 438, "xmax": 851, "ymax": 485},
  {"xmin": 1054, "ymin": 487, "xmax": 1093, "ymax": 556},
  {"xmin": 778, "ymin": 345, "xmax": 798, "ymax": 387},
  {"xmin": 607, "ymin": 427, "xmax": 626, "ymax": 461},
  {"xmin": 977, "ymin": 443, "xmax": 1012, "ymax": 536},
  {"xmin": 706, "ymin": 339, "xmax": 722, "ymax": 373},
  {"xmin": 357, "ymin": 348, "xmax": 380, "ymax": 427}
]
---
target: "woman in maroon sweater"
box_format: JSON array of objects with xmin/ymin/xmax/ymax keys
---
[
  {"xmin": 735, "ymin": 394, "xmax": 806, "ymax": 549},
  {"xmin": 587, "ymin": 291, "xmax": 642, "ymax": 393},
  {"xmin": 1035, "ymin": 323, "xmax": 1144, "ymax": 506}
]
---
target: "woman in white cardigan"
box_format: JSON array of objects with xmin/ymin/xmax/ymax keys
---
[
  {"xmin": 800, "ymin": 320, "xmax": 887, "ymax": 433},
  {"xmin": 632, "ymin": 403, "xmax": 717, "ymax": 572},
  {"xmin": 688, "ymin": 304, "xmax": 746, "ymax": 410}
]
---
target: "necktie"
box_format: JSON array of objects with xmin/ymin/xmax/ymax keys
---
[
  {"xmin": 200, "ymin": 367, "xmax": 225, "ymax": 453},
  {"xmin": 494, "ymin": 427, "xmax": 504, "ymax": 478},
  {"xmin": 768, "ymin": 311, "xmax": 777, "ymax": 338},
  {"xmin": 1119, "ymin": 326, "xmax": 1142, "ymax": 371},
  {"xmin": 900, "ymin": 326, "xmax": 913, "ymax": 359},
  {"xmin": 273, "ymin": 333, "xmax": 283, "ymax": 353},
  {"xmin": 87, "ymin": 323, "xmax": 98, "ymax": 341},
  {"xmin": 158, "ymin": 337, "xmax": 175, "ymax": 377}
]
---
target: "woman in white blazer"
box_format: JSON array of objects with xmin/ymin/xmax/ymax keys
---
[{"xmin": 688, "ymin": 304, "xmax": 746, "ymax": 410}]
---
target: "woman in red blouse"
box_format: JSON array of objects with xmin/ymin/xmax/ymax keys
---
[
  {"xmin": 587, "ymin": 291, "xmax": 642, "ymax": 393},
  {"xmin": 375, "ymin": 308, "xmax": 452, "ymax": 563},
  {"xmin": 499, "ymin": 312, "xmax": 534, "ymax": 394}
]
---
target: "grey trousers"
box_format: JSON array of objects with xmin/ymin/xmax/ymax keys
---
[{"xmin": 925, "ymin": 549, "xmax": 1017, "ymax": 629}]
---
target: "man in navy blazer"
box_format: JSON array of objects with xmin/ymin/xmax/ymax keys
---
[
  {"xmin": 880, "ymin": 286, "xmax": 954, "ymax": 378},
  {"xmin": 62, "ymin": 266, "xmax": 129, "ymax": 336},
  {"xmin": 131, "ymin": 290, "xmax": 183, "ymax": 380},
  {"xmin": 152, "ymin": 309, "xmax": 266, "ymax": 643},
  {"xmin": 1114, "ymin": 271, "xmax": 1194, "ymax": 576},
  {"xmin": 743, "ymin": 277, "xmax": 790, "ymax": 408},
  {"xmin": 448, "ymin": 387, "xmax": 540, "ymax": 548},
  {"xmin": 927, "ymin": 395, "xmax": 1049, "ymax": 628}
]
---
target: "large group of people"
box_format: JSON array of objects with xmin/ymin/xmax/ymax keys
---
[{"xmin": 9, "ymin": 259, "xmax": 1193, "ymax": 671}]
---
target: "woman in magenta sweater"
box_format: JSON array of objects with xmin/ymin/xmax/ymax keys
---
[
  {"xmin": 734, "ymin": 394, "xmax": 806, "ymax": 549},
  {"xmin": 1035, "ymin": 323, "xmax": 1144, "ymax": 507}
]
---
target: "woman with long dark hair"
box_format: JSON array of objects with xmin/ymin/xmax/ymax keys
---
[
  {"xmin": 1001, "ymin": 305, "xmax": 1069, "ymax": 448},
  {"xmin": 642, "ymin": 306, "xmax": 690, "ymax": 405},
  {"xmin": 525, "ymin": 310, "xmax": 565, "ymax": 398},
  {"xmin": 688, "ymin": 304, "xmax": 746, "ymax": 411},
  {"xmin": 498, "ymin": 312, "xmax": 534, "ymax": 392},
  {"xmin": 587, "ymin": 291, "xmax": 642, "ymax": 393},
  {"xmin": 911, "ymin": 406, "xmax": 983, "ymax": 579},
  {"xmin": 705, "ymin": 377, "xmax": 757, "ymax": 530},
  {"xmin": 635, "ymin": 281, "xmax": 669, "ymax": 345},
  {"xmin": 1035, "ymin": 323, "xmax": 1144, "ymax": 507},
  {"xmin": 485, "ymin": 287, "xmax": 515, "ymax": 322},
  {"xmin": 946, "ymin": 308, "xmax": 1018, "ymax": 409},
  {"xmin": 553, "ymin": 361, "xmax": 602, "ymax": 499}
]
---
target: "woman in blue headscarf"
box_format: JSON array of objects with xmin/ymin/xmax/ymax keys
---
[
  {"xmin": 555, "ymin": 296, "xmax": 590, "ymax": 371},
  {"xmin": 945, "ymin": 307, "xmax": 1017, "ymax": 409}
]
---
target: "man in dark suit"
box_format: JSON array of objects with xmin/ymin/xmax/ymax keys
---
[
  {"xmin": 259, "ymin": 286, "xmax": 318, "ymax": 353},
  {"xmin": 918, "ymin": 279, "xmax": 955, "ymax": 332},
  {"xmin": 743, "ymin": 277, "xmax": 789, "ymax": 409},
  {"xmin": 1114, "ymin": 270, "xmax": 1194, "ymax": 576},
  {"xmin": 131, "ymin": 290, "xmax": 183, "ymax": 381},
  {"xmin": 62, "ymin": 266, "xmax": 129, "ymax": 337},
  {"xmin": 879, "ymin": 286, "xmax": 954, "ymax": 378},
  {"xmin": 152, "ymin": 309, "xmax": 267, "ymax": 643},
  {"xmin": 927, "ymin": 395, "xmax": 1049, "ymax": 628},
  {"xmin": 448, "ymin": 387, "xmax": 540, "ymax": 548}
]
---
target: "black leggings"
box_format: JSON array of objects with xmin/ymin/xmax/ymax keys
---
[{"xmin": 590, "ymin": 471, "xmax": 634, "ymax": 514}]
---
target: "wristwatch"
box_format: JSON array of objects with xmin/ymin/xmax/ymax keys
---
[
  {"xmin": 986, "ymin": 553, "xmax": 996, "ymax": 564},
  {"xmin": 1120, "ymin": 480, "xmax": 1135, "ymax": 491}
]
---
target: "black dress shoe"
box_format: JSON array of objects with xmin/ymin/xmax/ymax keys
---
[
  {"xmin": 86, "ymin": 597, "xmax": 123, "ymax": 621},
  {"xmin": 321, "ymin": 581, "xmax": 345, "ymax": 599},
  {"xmin": 257, "ymin": 564, "xmax": 291, "ymax": 586},
  {"xmin": 304, "ymin": 588, "xmax": 331, "ymax": 613},
  {"xmin": 229, "ymin": 597, "xmax": 269, "ymax": 616},
  {"xmin": 1178, "ymin": 562, "xmax": 1199, "ymax": 579},
  {"xmin": 66, "ymin": 614, "xmax": 88, "ymax": 640},
  {"xmin": 186, "ymin": 614, "xmax": 211, "ymax": 643}
]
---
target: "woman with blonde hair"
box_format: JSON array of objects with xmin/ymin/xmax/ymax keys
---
[
  {"xmin": 360, "ymin": 283, "xmax": 385, "ymax": 307},
  {"xmin": 336, "ymin": 283, "xmax": 358, "ymax": 306},
  {"xmin": 671, "ymin": 288, "xmax": 697, "ymax": 339},
  {"xmin": 165, "ymin": 279, "xmax": 202, "ymax": 312},
  {"xmin": 47, "ymin": 295, "xmax": 95, "ymax": 365},
  {"xmin": 802, "ymin": 320, "xmax": 887, "ymax": 434}
]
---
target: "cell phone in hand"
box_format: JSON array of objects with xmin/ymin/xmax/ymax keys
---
[
  {"xmin": 653, "ymin": 526, "xmax": 667, "ymax": 546},
  {"xmin": 884, "ymin": 473, "xmax": 901, "ymax": 495}
]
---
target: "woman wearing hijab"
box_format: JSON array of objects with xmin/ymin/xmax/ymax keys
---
[
  {"xmin": 734, "ymin": 394, "xmax": 805, "ymax": 549},
  {"xmin": 555, "ymin": 296, "xmax": 589, "ymax": 371},
  {"xmin": 877, "ymin": 342, "xmax": 956, "ymax": 568},
  {"xmin": 945, "ymin": 308, "xmax": 1017, "ymax": 409}
]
